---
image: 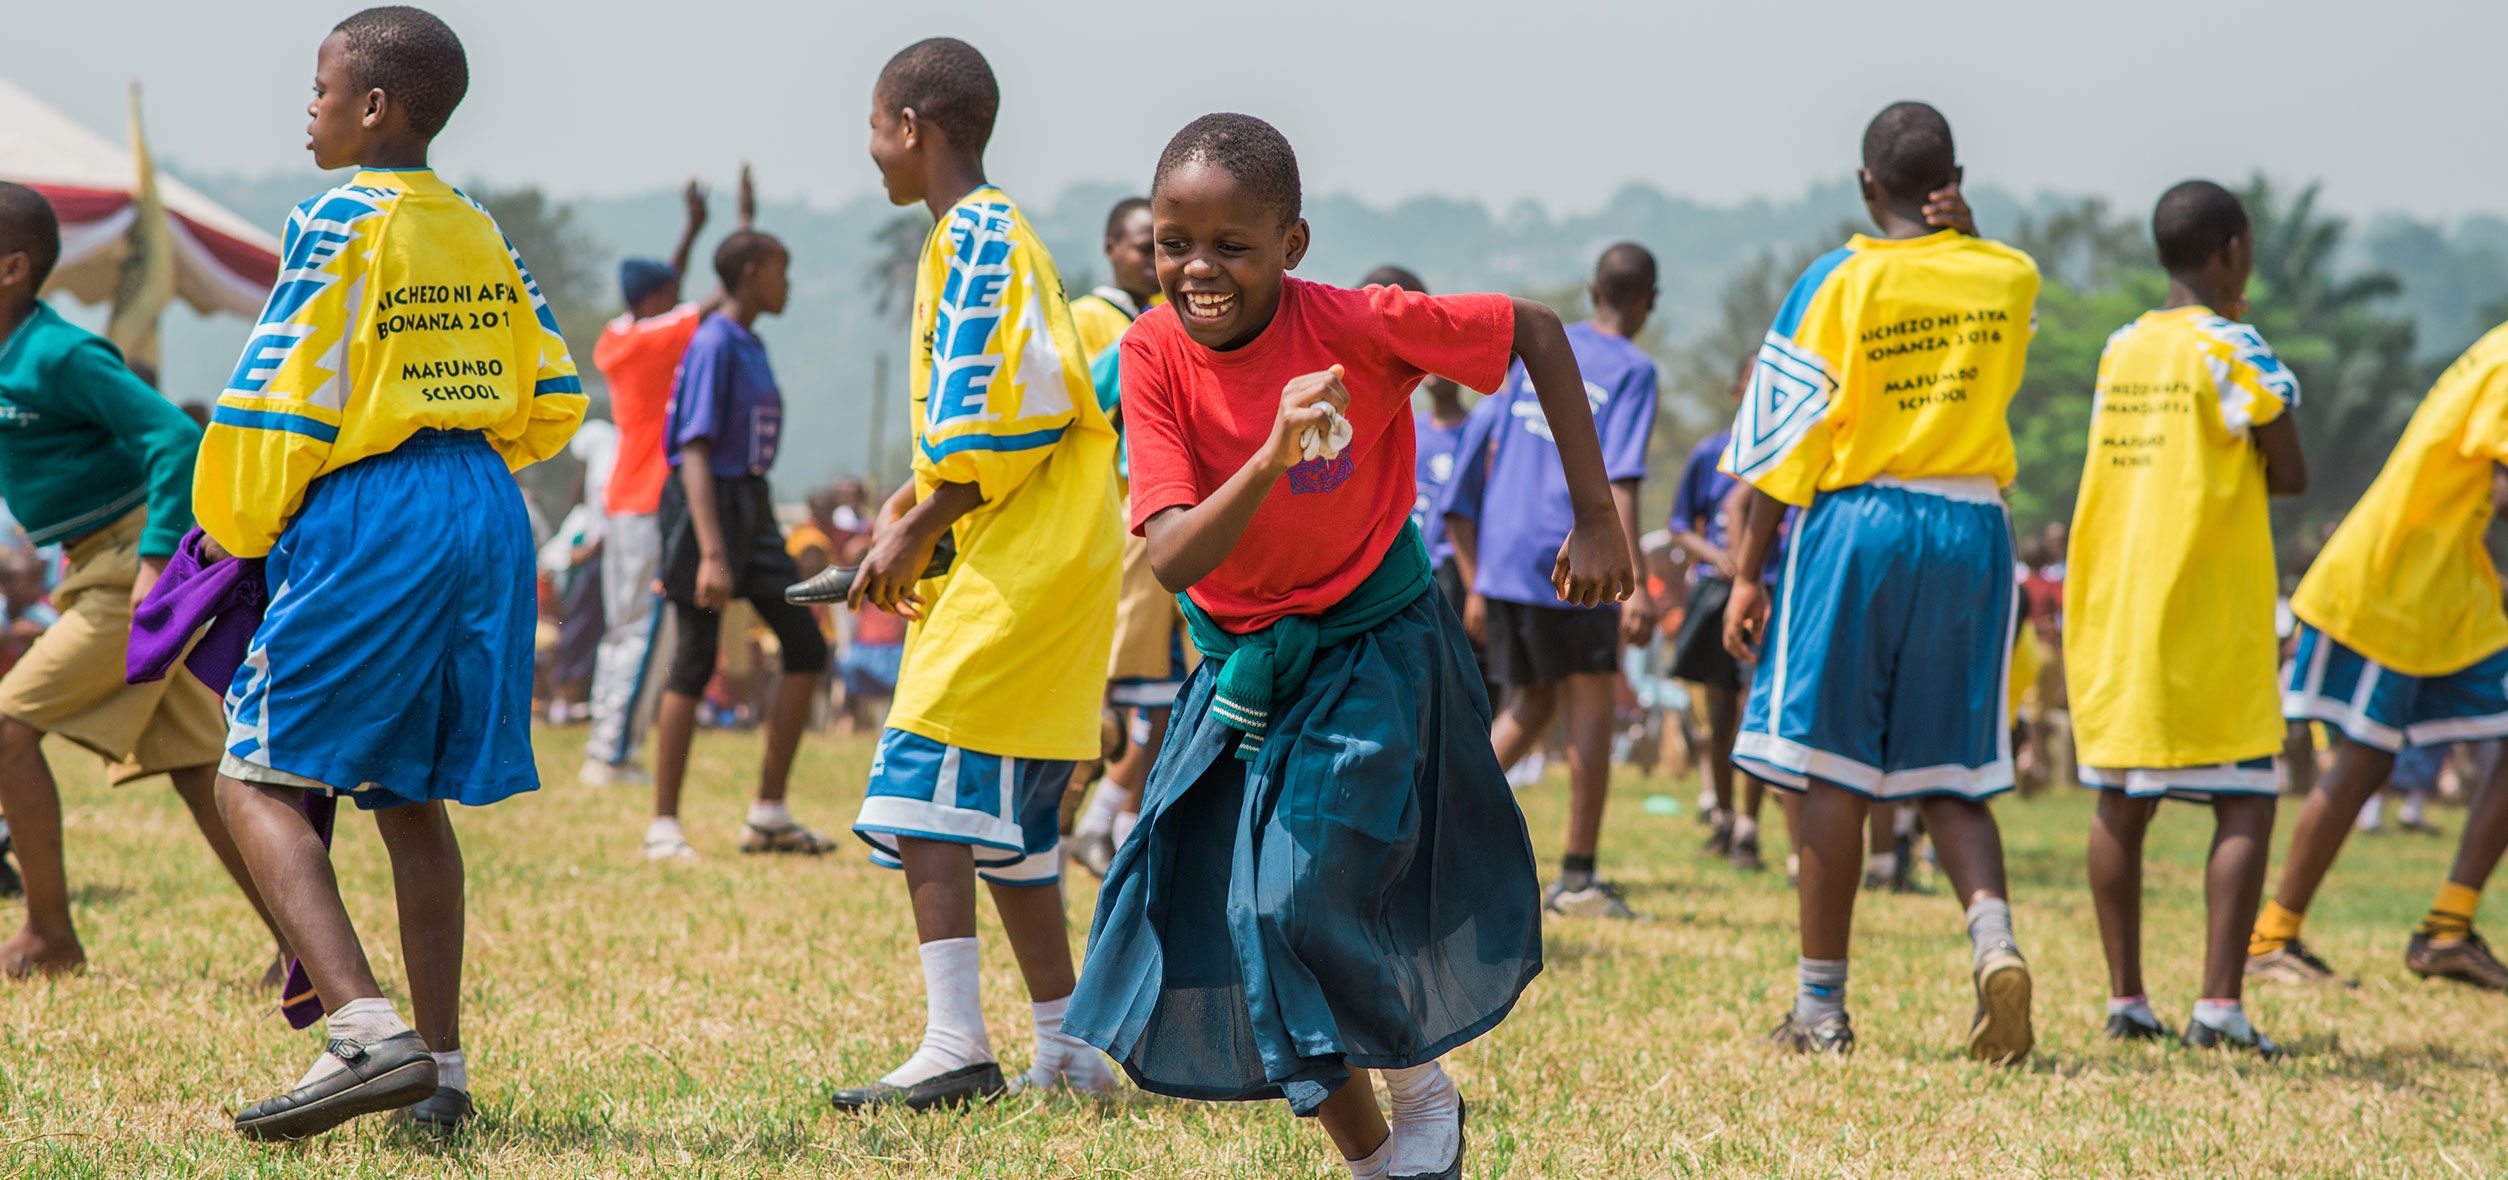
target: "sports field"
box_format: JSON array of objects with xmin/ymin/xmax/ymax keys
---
[{"xmin": 4, "ymin": 725, "xmax": 2503, "ymax": 1178}]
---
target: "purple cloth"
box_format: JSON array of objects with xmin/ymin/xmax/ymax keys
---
[
  {"xmin": 276, "ymin": 792, "xmax": 338, "ymax": 1029},
  {"xmin": 125, "ymin": 527, "xmax": 266, "ymax": 694},
  {"xmin": 1437, "ymin": 321, "xmax": 1658, "ymax": 607},
  {"xmin": 1411, "ymin": 411, "xmax": 1467, "ymax": 567},
  {"xmin": 664, "ymin": 311, "xmax": 783, "ymax": 477},
  {"xmin": 1671, "ymin": 429, "xmax": 1790, "ymax": 579}
]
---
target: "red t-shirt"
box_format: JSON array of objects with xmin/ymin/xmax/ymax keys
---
[
  {"xmin": 592, "ymin": 304, "xmax": 704, "ymax": 516},
  {"xmin": 1123, "ymin": 278, "xmax": 1514, "ymax": 632}
]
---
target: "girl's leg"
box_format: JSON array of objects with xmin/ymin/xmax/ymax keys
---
[
  {"xmin": 987, "ymin": 878, "xmax": 1074, "ymax": 1002},
  {"xmin": 2087, "ymin": 791, "xmax": 2158, "ymax": 999},
  {"xmin": 213, "ymin": 775, "xmax": 383, "ymax": 1007},
  {"xmin": 1315, "ymin": 1068, "xmax": 1390, "ymax": 1163},
  {"xmin": 374, "ymin": 801, "xmax": 464, "ymax": 1052},
  {"xmin": 0, "ymin": 716, "xmax": 81, "ymax": 975},
  {"xmin": 169, "ymin": 764, "xmax": 292, "ymax": 977},
  {"xmin": 2204, "ymin": 795, "xmax": 2276, "ymax": 1000}
]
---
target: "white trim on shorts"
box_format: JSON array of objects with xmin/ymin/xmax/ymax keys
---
[
  {"xmin": 1866, "ymin": 473, "xmax": 2004, "ymax": 503},
  {"xmin": 1734, "ymin": 731, "xmax": 2015, "ymax": 800},
  {"xmin": 1108, "ymin": 679, "xmax": 1184, "ymax": 709},
  {"xmin": 2078, "ymin": 762, "xmax": 2280, "ymax": 799},
  {"xmin": 2278, "ymin": 637, "xmax": 2508, "ymax": 752}
]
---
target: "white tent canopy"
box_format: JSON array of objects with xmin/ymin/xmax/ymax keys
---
[{"xmin": 0, "ymin": 75, "xmax": 278, "ymax": 318}]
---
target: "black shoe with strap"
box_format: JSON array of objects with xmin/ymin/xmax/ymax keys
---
[
  {"xmin": 2104, "ymin": 1009, "xmax": 2168, "ymax": 1042},
  {"xmin": 403, "ymin": 1086, "xmax": 474, "ymax": 1134},
  {"xmin": 829, "ymin": 1061, "xmax": 1007, "ymax": 1113},
  {"xmin": 235, "ymin": 1031, "xmax": 438, "ymax": 1141}
]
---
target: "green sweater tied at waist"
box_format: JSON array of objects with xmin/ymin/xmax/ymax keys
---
[{"xmin": 1176, "ymin": 521, "xmax": 1434, "ymax": 760}]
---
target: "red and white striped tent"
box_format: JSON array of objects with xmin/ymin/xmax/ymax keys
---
[{"xmin": 0, "ymin": 75, "xmax": 278, "ymax": 318}]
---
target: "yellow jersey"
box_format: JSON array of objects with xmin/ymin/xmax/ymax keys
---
[
  {"xmin": 1722, "ymin": 230, "xmax": 2040, "ymax": 505},
  {"xmin": 196, "ymin": 168, "xmax": 585, "ymax": 557},
  {"xmin": 894, "ymin": 188, "xmax": 1123, "ymax": 760},
  {"xmin": 2292, "ymin": 323, "xmax": 2508, "ymax": 676},
  {"xmin": 2065, "ymin": 307, "xmax": 2297, "ymax": 767}
]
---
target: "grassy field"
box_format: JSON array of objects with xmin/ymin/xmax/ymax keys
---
[{"xmin": 3, "ymin": 724, "xmax": 2505, "ymax": 1178}]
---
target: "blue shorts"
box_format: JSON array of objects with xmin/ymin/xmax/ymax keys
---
[
  {"xmin": 852, "ymin": 727, "xmax": 1071, "ymax": 885},
  {"xmin": 2282, "ymin": 623, "xmax": 2508, "ymax": 753},
  {"xmin": 839, "ymin": 641, "xmax": 902, "ymax": 698},
  {"xmin": 222, "ymin": 430, "xmax": 539, "ymax": 810},
  {"xmin": 2078, "ymin": 757, "xmax": 2278, "ymax": 802},
  {"xmin": 1734, "ymin": 478, "xmax": 2015, "ymax": 800}
]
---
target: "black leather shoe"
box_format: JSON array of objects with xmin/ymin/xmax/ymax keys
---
[
  {"xmin": 787, "ymin": 536, "xmax": 956, "ymax": 604},
  {"xmin": 2104, "ymin": 1009, "xmax": 2168, "ymax": 1042},
  {"xmin": 235, "ymin": 1031, "xmax": 438, "ymax": 1141},
  {"xmin": 403, "ymin": 1086, "xmax": 474, "ymax": 1134},
  {"xmin": 828, "ymin": 1061, "xmax": 1006, "ymax": 1112}
]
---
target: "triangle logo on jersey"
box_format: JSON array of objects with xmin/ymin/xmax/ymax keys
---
[{"xmin": 1724, "ymin": 331, "xmax": 1837, "ymax": 479}]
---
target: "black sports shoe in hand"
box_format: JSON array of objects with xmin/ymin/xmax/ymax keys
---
[
  {"xmin": 1765, "ymin": 1011, "xmax": 1855, "ymax": 1055},
  {"xmin": 786, "ymin": 534, "xmax": 957, "ymax": 604},
  {"xmin": 234, "ymin": 1031, "xmax": 438, "ymax": 1141},
  {"xmin": 2406, "ymin": 930, "xmax": 2508, "ymax": 993},
  {"xmin": 829, "ymin": 1061, "xmax": 1007, "ymax": 1112}
]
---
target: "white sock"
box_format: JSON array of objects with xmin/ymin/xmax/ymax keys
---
[
  {"xmin": 1344, "ymin": 1134, "xmax": 1393, "ymax": 1180},
  {"xmin": 1075, "ymin": 784, "xmax": 1131, "ymax": 839},
  {"xmin": 1867, "ymin": 851, "xmax": 1898, "ymax": 880},
  {"xmin": 1024, "ymin": 995, "xmax": 1117, "ymax": 1092},
  {"xmin": 2356, "ymin": 793, "xmax": 2384, "ymax": 831},
  {"xmin": 2401, "ymin": 792, "xmax": 2429, "ymax": 825},
  {"xmin": 881, "ymin": 937, "xmax": 992, "ymax": 1087},
  {"xmin": 747, "ymin": 799, "xmax": 793, "ymax": 829},
  {"xmin": 1382, "ymin": 1061, "xmax": 1461, "ymax": 1176},
  {"xmin": 2106, "ymin": 994, "xmax": 2156, "ymax": 1026},
  {"xmin": 646, "ymin": 816, "xmax": 686, "ymax": 844},
  {"xmin": 1111, "ymin": 809, "xmax": 1139, "ymax": 849},
  {"xmin": 430, "ymin": 1049, "xmax": 467, "ymax": 1093},
  {"xmin": 2192, "ymin": 998, "xmax": 2254, "ymax": 1039},
  {"xmin": 298, "ymin": 998, "xmax": 411, "ymax": 1088},
  {"xmin": 1733, "ymin": 816, "xmax": 1760, "ymax": 842}
]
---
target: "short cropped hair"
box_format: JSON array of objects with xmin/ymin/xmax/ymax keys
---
[
  {"xmin": 713, "ymin": 230, "xmax": 786, "ymax": 289},
  {"xmin": 877, "ymin": 38, "xmax": 1000, "ymax": 153},
  {"xmin": 0, "ymin": 182, "xmax": 62, "ymax": 291},
  {"xmin": 1360, "ymin": 265, "xmax": 1426, "ymax": 293},
  {"xmin": 1153, "ymin": 113, "xmax": 1301, "ymax": 228},
  {"xmin": 2152, "ymin": 180, "xmax": 2250, "ymax": 273},
  {"xmin": 1104, "ymin": 196, "xmax": 1150, "ymax": 241},
  {"xmin": 1862, "ymin": 101, "xmax": 1956, "ymax": 199},
  {"xmin": 332, "ymin": 7, "xmax": 468, "ymax": 139},
  {"xmin": 1594, "ymin": 242, "xmax": 1657, "ymax": 306}
]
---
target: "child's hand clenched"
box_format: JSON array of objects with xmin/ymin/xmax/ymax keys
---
[{"xmin": 1259, "ymin": 365, "xmax": 1352, "ymax": 476}]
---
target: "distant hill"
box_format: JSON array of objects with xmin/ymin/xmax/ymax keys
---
[{"xmin": 134, "ymin": 169, "xmax": 2508, "ymax": 493}]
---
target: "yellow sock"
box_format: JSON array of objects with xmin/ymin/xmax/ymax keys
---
[
  {"xmin": 2250, "ymin": 900, "xmax": 2305, "ymax": 956},
  {"xmin": 2417, "ymin": 882, "xmax": 2481, "ymax": 942}
]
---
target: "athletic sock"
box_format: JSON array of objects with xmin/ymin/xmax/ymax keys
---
[
  {"xmin": 2107, "ymin": 995, "xmax": 2156, "ymax": 1027},
  {"xmin": 2192, "ymin": 998, "xmax": 2256, "ymax": 1040},
  {"xmin": 2356, "ymin": 793, "xmax": 2385, "ymax": 832},
  {"xmin": 2251, "ymin": 899, "xmax": 2305, "ymax": 956},
  {"xmin": 1795, "ymin": 956, "xmax": 1849, "ymax": 1026},
  {"xmin": 299, "ymin": 997, "xmax": 413, "ymax": 1088},
  {"xmin": 880, "ymin": 938, "xmax": 993, "ymax": 1087},
  {"xmin": 1965, "ymin": 897, "xmax": 2017, "ymax": 969},
  {"xmin": 1074, "ymin": 784, "xmax": 1131, "ymax": 839},
  {"xmin": 1733, "ymin": 816, "xmax": 1760, "ymax": 843},
  {"xmin": 1024, "ymin": 995, "xmax": 1115, "ymax": 1092},
  {"xmin": 1382, "ymin": 1061, "xmax": 1461, "ymax": 1177},
  {"xmin": 1110, "ymin": 809, "xmax": 1139, "ymax": 850},
  {"xmin": 645, "ymin": 816, "xmax": 686, "ymax": 845},
  {"xmin": 1867, "ymin": 851, "xmax": 1898, "ymax": 881},
  {"xmin": 1343, "ymin": 1134, "xmax": 1393, "ymax": 1180},
  {"xmin": 430, "ymin": 1049, "xmax": 467, "ymax": 1093},
  {"xmin": 2418, "ymin": 882, "xmax": 2481, "ymax": 943},
  {"xmin": 1558, "ymin": 854, "xmax": 1597, "ymax": 894},
  {"xmin": 746, "ymin": 799, "xmax": 794, "ymax": 830},
  {"xmin": 2400, "ymin": 792, "xmax": 2430, "ymax": 827}
]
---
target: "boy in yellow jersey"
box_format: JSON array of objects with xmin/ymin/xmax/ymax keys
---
[
  {"xmin": 2255, "ymin": 321, "xmax": 2508, "ymax": 995},
  {"xmin": 833, "ymin": 37, "xmax": 1124, "ymax": 1110},
  {"xmin": 2069, "ymin": 182, "xmax": 2308, "ymax": 1056},
  {"xmin": 1068, "ymin": 195, "xmax": 1181, "ymax": 877},
  {"xmin": 197, "ymin": 7, "xmax": 585, "ymax": 1139},
  {"xmin": 1722, "ymin": 102, "xmax": 2041, "ymax": 1061}
]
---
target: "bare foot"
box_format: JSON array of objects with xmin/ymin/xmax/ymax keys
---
[{"xmin": 0, "ymin": 926, "xmax": 86, "ymax": 979}]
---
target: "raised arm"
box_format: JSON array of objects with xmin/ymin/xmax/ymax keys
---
[
  {"xmin": 1510, "ymin": 297, "xmax": 1634, "ymax": 607},
  {"xmin": 1143, "ymin": 366, "xmax": 1351, "ymax": 593},
  {"xmin": 668, "ymin": 179, "xmax": 709, "ymax": 281}
]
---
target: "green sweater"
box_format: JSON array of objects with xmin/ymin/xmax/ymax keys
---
[
  {"xmin": 0, "ymin": 302, "xmax": 200, "ymax": 556},
  {"xmin": 1177, "ymin": 521, "xmax": 1434, "ymax": 760}
]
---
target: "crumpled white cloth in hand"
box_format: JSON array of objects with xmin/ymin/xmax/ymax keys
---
[{"xmin": 1298, "ymin": 404, "xmax": 1354, "ymax": 463}]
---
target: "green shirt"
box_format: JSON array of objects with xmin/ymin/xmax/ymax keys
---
[{"xmin": 0, "ymin": 302, "xmax": 200, "ymax": 556}]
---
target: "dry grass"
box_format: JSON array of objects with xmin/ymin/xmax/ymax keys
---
[{"xmin": 3, "ymin": 725, "xmax": 2504, "ymax": 1178}]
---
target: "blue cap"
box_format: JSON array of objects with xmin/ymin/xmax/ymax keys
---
[{"xmin": 619, "ymin": 258, "xmax": 678, "ymax": 306}]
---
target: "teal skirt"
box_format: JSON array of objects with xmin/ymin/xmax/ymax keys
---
[{"xmin": 1064, "ymin": 590, "xmax": 1541, "ymax": 1114}]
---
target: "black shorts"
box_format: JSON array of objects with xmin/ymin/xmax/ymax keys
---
[
  {"xmin": 1483, "ymin": 597, "xmax": 1618, "ymax": 688},
  {"xmin": 657, "ymin": 474, "xmax": 829, "ymax": 694},
  {"xmin": 1667, "ymin": 575, "xmax": 1745, "ymax": 692}
]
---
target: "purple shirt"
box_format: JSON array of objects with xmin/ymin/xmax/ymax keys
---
[
  {"xmin": 1438, "ymin": 321, "xmax": 1656, "ymax": 608},
  {"xmin": 1672, "ymin": 429, "xmax": 1788, "ymax": 579},
  {"xmin": 665, "ymin": 313, "xmax": 783, "ymax": 477},
  {"xmin": 1412, "ymin": 410, "xmax": 1467, "ymax": 567}
]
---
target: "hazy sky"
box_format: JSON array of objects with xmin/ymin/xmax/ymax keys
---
[{"xmin": 10, "ymin": 0, "xmax": 2507, "ymax": 222}]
